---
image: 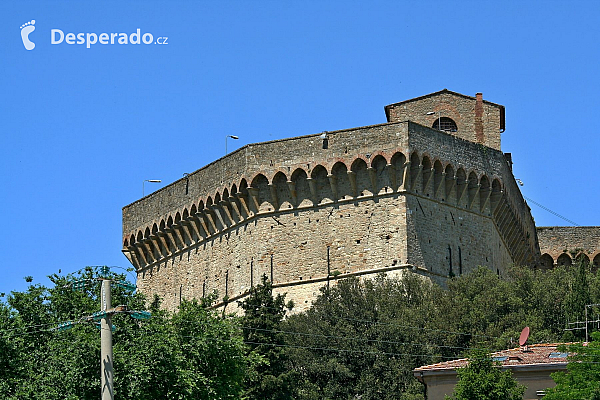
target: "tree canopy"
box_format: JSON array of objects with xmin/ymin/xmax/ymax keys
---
[
  {"xmin": 0, "ymin": 268, "xmax": 256, "ymax": 400},
  {"xmin": 2, "ymin": 261, "xmax": 599, "ymax": 399},
  {"xmin": 543, "ymin": 331, "xmax": 600, "ymax": 400},
  {"xmin": 445, "ymin": 348, "xmax": 525, "ymax": 400}
]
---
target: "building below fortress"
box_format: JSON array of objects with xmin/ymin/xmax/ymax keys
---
[{"xmin": 122, "ymin": 90, "xmax": 600, "ymax": 311}]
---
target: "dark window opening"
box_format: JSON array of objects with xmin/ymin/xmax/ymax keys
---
[
  {"xmin": 433, "ymin": 117, "xmax": 458, "ymax": 132},
  {"xmin": 448, "ymin": 246, "xmax": 454, "ymax": 277}
]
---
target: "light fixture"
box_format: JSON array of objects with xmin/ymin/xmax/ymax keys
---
[
  {"xmin": 143, "ymin": 179, "xmax": 162, "ymax": 196},
  {"xmin": 226, "ymin": 135, "xmax": 239, "ymax": 155}
]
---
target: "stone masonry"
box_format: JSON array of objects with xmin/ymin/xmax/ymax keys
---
[{"xmin": 121, "ymin": 90, "xmax": 595, "ymax": 312}]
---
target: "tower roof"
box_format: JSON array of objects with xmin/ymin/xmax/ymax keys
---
[{"xmin": 384, "ymin": 89, "xmax": 505, "ymax": 132}]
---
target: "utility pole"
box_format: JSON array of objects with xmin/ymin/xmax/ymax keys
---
[
  {"xmin": 101, "ymin": 277, "xmax": 114, "ymax": 400},
  {"xmin": 56, "ymin": 266, "xmax": 151, "ymax": 400},
  {"xmin": 585, "ymin": 303, "xmax": 600, "ymax": 342}
]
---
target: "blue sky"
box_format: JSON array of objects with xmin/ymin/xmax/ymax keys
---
[{"xmin": 1, "ymin": 1, "xmax": 599, "ymax": 296}]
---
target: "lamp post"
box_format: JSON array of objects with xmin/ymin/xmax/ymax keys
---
[
  {"xmin": 226, "ymin": 135, "xmax": 239, "ymax": 155},
  {"xmin": 143, "ymin": 179, "xmax": 162, "ymax": 196}
]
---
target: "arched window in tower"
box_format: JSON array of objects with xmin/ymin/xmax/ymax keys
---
[{"xmin": 432, "ymin": 117, "xmax": 458, "ymax": 132}]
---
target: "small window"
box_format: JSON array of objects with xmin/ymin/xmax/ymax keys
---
[
  {"xmin": 549, "ymin": 352, "xmax": 568, "ymax": 358},
  {"xmin": 492, "ymin": 356, "xmax": 508, "ymax": 362},
  {"xmin": 433, "ymin": 117, "xmax": 458, "ymax": 132}
]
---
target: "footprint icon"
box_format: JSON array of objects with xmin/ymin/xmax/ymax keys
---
[{"xmin": 20, "ymin": 20, "xmax": 36, "ymax": 50}]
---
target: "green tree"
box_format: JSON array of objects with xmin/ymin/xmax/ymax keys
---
[
  {"xmin": 284, "ymin": 274, "xmax": 435, "ymax": 400},
  {"xmin": 0, "ymin": 269, "xmax": 255, "ymax": 400},
  {"xmin": 543, "ymin": 332, "xmax": 600, "ymax": 400},
  {"xmin": 445, "ymin": 348, "xmax": 525, "ymax": 400},
  {"xmin": 238, "ymin": 274, "xmax": 296, "ymax": 400}
]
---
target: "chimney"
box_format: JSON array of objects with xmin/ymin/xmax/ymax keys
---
[{"xmin": 475, "ymin": 92, "xmax": 484, "ymax": 144}]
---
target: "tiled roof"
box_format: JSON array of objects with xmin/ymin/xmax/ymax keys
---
[{"xmin": 414, "ymin": 343, "xmax": 571, "ymax": 372}]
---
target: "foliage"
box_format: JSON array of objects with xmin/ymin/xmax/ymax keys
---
[
  {"xmin": 2, "ymin": 261, "xmax": 599, "ymax": 399},
  {"xmin": 445, "ymin": 348, "xmax": 525, "ymax": 400},
  {"xmin": 283, "ymin": 273, "xmax": 435, "ymax": 400},
  {"xmin": 0, "ymin": 268, "xmax": 254, "ymax": 400},
  {"xmin": 238, "ymin": 274, "xmax": 296, "ymax": 399},
  {"xmin": 543, "ymin": 331, "xmax": 600, "ymax": 400}
]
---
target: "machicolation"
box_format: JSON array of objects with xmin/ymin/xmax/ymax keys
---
[{"xmin": 122, "ymin": 89, "xmax": 600, "ymax": 312}]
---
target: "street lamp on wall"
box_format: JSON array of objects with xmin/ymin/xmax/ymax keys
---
[
  {"xmin": 226, "ymin": 135, "xmax": 239, "ymax": 155},
  {"xmin": 143, "ymin": 179, "xmax": 162, "ymax": 196}
]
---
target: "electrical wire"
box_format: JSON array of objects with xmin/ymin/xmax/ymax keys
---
[{"xmin": 523, "ymin": 195, "xmax": 580, "ymax": 227}]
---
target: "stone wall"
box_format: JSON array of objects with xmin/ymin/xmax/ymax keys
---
[
  {"xmin": 537, "ymin": 226, "xmax": 600, "ymax": 269},
  {"xmin": 123, "ymin": 118, "xmax": 540, "ymax": 311}
]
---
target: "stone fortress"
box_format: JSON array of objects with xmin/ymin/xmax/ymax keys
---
[{"xmin": 122, "ymin": 90, "xmax": 600, "ymax": 311}]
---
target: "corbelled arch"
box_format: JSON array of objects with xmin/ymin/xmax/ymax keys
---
[
  {"xmin": 432, "ymin": 160, "xmax": 444, "ymax": 200},
  {"xmin": 351, "ymin": 158, "xmax": 371, "ymax": 197},
  {"xmin": 390, "ymin": 152, "xmax": 407, "ymax": 191},
  {"xmin": 557, "ymin": 253, "xmax": 572, "ymax": 266},
  {"xmin": 409, "ymin": 152, "xmax": 421, "ymax": 193},
  {"xmin": 467, "ymin": 171, "xmax": 480, "ymax": 210},
  {"xmin": 250, "ymin": 173, "xmax": 272, "ymax": 213},
  {"xmin": 421, "ymin": 155, "xmax": 433, "ymax": 197},
  {"xmin": 331, "ymin": 161, "xmax": 353, "ymax": 200},
  {"xmin": 575, "ymin": 252, "xmax": 591, "ymax": 266},
  {"xmin": 443, "ymin": 164, "xmax": 455, "ymax": 203},
  {"xmin": 455, "ymin": 167, "xmax": 467, "ymax": 206},
  {"xmin": 540, "ymin": 253, "xmax": 554, "ymax": 270},
  {"xmin": 291, "ymin": 167, "xmax": 311, "ymax": 207},
  {"xmin": 272, "ymin": 171, "xmax": 293, "ymax": 210},
  {"xmin": 371, "ymin": 154, "xmax": 390, "ymax": 195},
  {"xmin": 310, "ymin": 164, "xmax": 333, "ymax": 204},
  {"xmin": 479, "ymin": 175, "xmax": 491, "ymax": 214},
  {"xmin": 222, "ymin": 188, "xmax": 230, "ymax": 202},
  {"xmin": 490, "ymin": 178, "xmax": 503, "ymax": 215}
]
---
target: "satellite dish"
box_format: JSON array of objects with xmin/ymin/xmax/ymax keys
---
[{"xmin": 519, "ymin": 327, "xmax": 530, "ymax": 346}]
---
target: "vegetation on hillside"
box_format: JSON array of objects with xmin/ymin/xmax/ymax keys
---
[{"xmin": 0, "ymin": 261, "xmax": 599, "ymax": 399}]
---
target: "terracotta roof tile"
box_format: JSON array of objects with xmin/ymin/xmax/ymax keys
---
[{"xmin": 414, "ymin": 343, "xmax": 572, "ymax": 372}]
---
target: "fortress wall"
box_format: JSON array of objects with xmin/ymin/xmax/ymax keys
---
[
  {"xmin": 125, "ymin": 119, "xmax": 539, "ymax": 311},
  {"xmin": 137, "ymin": 195, "xmax": 409, "ymax": 311},
  {"xmin": 407, "ymin": 123, "xmax": 539, "ymax": 266},
  {"xmin": 123, "ymin": 122, "xmax": 410, "ymax": 235},
  {"xmin": 406, "ymin": 195, "xmax": 513, "ymax": 279},
  {"xmin": 537, "ymin": 227, "xmax": 600, "ymax": 267}
]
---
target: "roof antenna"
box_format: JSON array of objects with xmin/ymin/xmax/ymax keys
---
[{"xmin": 519, "ymin": 326, "xmax": 530, "ymax": 352}]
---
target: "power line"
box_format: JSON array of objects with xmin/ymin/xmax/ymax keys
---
[
  {"xmin": 241, "ymin": 304, "xmax": 502, "ymax": 340},
  {"xmin": 523, "ymin": 195, "xmax": 580, "ymax": 227},
  {"xmin": 241, "ymin": 326, "xmax": 495, "ymax": 353}
]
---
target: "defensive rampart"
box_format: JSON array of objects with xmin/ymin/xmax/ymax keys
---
[
  {"xmin": 537, "ymin": 226, "xmax": 600, "ymax": 269},
  {"xmin": 122, "ymin": 120, "xmax": 539, "ymax": 311}
]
